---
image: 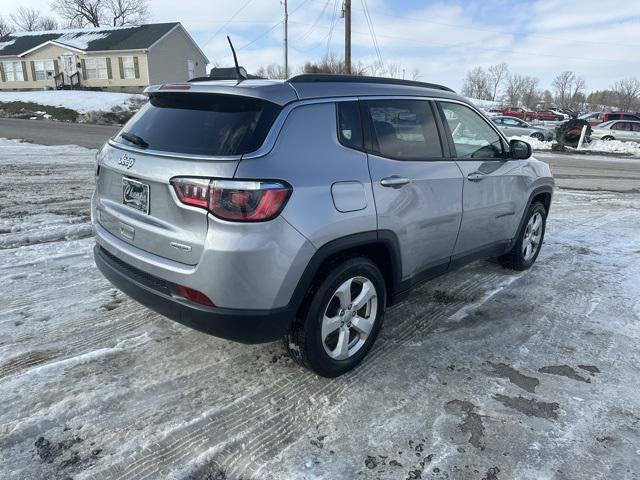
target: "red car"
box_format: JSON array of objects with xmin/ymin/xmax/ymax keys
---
[
  {"xmin": 579, "ymin": 112, "xmax": 640, "ymax": 126},
  {"xmin": 534, "ymin": 110, "xmax": 564, "ymax": 121},
  {"xmin": 501, "ymin": 107, "xmax": 535, "ymax": 121}
]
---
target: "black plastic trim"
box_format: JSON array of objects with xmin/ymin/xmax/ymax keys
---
[
  {"xmin": 287, "ymin": 74, "xmax": 455, "ymax": 92},
  {"xmin": 94, "ymin": 245, "xmax": 294, "ymax": 344}
]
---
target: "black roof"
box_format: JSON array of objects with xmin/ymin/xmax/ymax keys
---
[
  {"xmin": 287, "ymin": 74, "xmax": 455, "ymax": 93},
  {"xmin": 0, "ymin": 22, "xmax": 180, "ymax": 57}
]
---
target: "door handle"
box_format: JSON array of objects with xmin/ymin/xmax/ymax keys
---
[
  {"xmin": 467, "ymin": 172, "xmax": 485, "ymax": 182},
  {"xmin": 380, "ymin": 176, "xmax": 411, "ymax": 188}
]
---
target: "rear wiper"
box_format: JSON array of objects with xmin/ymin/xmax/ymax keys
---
[{"xmin": 120, "ymin": 132, "xmax": 149, "ymax": 149}]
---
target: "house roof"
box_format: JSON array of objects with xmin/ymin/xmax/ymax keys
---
[{"xmin": 0, "ymin": 22, "xmax": 185, "ymax": 57}]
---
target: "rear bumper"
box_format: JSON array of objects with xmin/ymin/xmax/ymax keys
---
[{"xmin": 94, "ymin": 244, "xmax": 294, "ymax": 344}]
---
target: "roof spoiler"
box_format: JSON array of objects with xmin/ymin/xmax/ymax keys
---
[{"xmin": 287, "ymin": 74, "xmax": 455, "ymax": 93}]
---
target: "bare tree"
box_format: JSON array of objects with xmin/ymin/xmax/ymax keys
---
[
  {"xmin": 51, "ymin": 0, "xmax": 103, "ymax": 27},
  {"xmin": 10, "ymin": 7, "xmax": 42, "ymax": 31},
  {"xmin": 504, "ymin": 73, "xmax": 529, "ymax": 106},
  {"xmin": 39, "ymin": 16, "xmax": 59, "ymax": 30},
  {"xmin": 410, "ymin": 67, "xmax": 422, "ymax": 81},
  {"xmin": 106, "ymin": 0, "xmax": 148, "ymax": 26},
  {"xmin": 0, "ymin": 15, "xmax": 13, "ymax": 37},
  {"xmin": 520, "ymin": 76, "xmax": 540, "ymax": 110},
  {"xmin": 301, "ymin": 53, "xmax": 368, "ymax": 76},
  {"xmin": 487, "ymin": 62, "xmax": 509, "ymax": 102},
  {"xmin": 461, "ymin": 66, "xmax": 491, "ymax": 100},
  {"xmin": 255, "ymin": 63, "xmax": 287, "ymax": 80},
  {"xmin": 552, "ymin": 71, "xmax": 585, "ymax": 109},
  {"xmin": 612, "ymin": 78, "xmax": 640, "ymax": 111}
]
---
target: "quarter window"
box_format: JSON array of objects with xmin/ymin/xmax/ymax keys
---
[
  {"xmin": 34, "ymin": 60, "xmax": 55, "ymax": 81},
  {"xmin": 440, "ymin": 102, "xmax": 503, "ymax": 159},
  {"xmin": 85, "ymin": 57, "xmax": 108, "ymax": 80},
  {"xmin": 632, "ymin": 123, "xmax": 640, "ymax": 132},
  {"xmin": 2, "ymin": 61, "xmax": 24, "ymax": 81},
  {"xmin": 361, "ymin": 99, "xmax": 443, "ymax": 160},
  {"xmin": 336, "ymin": 101, "xmax": 363, "ymax": 150},
  {"xmin": 122, "ymin": 56, "xmax": 136, "ymax": 79},
  {"xmin": 611, "ymin": 122, "xmax": 630, "ymax": 131}
]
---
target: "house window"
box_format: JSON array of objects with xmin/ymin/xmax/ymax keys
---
[
  {"xmin": 122, "ymin": 56, "xmax": 136, "ymax": 79},
  {"xmin": 85, "ymin": 57, "xmax": 108, "ymax": 80},
  {"xmin": 3, "ymin": 61, "xmax": 24, "ymax": 81},
  {"xmin": 34, "ymin": 60, "xmax": 55, "ymax": 81}
]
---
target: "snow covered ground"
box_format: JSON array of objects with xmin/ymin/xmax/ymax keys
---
[
  {"xmin": 510, "ymin": 135, "xmax": 640, "ymax": 156},
  {"xmin": 0, "ymin": 91, "xmax": 146, "ymax": 113},
  {"xmin": 1, "ymin": 139, "xmax": 640, "ymax": 479}
]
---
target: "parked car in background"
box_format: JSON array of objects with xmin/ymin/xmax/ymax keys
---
[
  {"xmin": 554, "ymin": 107, "xmax": 578, "ymax": 118},
  {"xmin": 534, "ymin": 110, "xmax": 564, "ymax": 121},
  {"xmin": 491, "ymin": 116, "xmax": 554, "ymax": 141},
  {"xmin": 589, "ymin": 120, "xmax": 640, "ymax": 143},
  {"xmin": 579, "ymin": 112, "xmax": 640, "ymax": 126},
  {"xmin": 501, "ymin": 107, "xmax": 535, "ymax": 121}
]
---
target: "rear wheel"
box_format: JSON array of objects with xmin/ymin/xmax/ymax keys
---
[
  {"xmin": 601, "ymin": 135, "xmax": 614, "ymax": 141},
  {"xmin": 284, "ymin": 257, "xmax": 386, "ymax": 377},
  {"xmin": 499, "ymin": 202, "xmax": 546, "ymax": 271}
]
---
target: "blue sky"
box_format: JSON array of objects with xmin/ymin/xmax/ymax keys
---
[{"xmin": 4, "ymin": 0, "xmax": 640, "ymax": 91}]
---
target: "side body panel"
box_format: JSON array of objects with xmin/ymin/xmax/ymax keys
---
[{"xmin": 234, "ymin": 102, "xmax": 377, "ymax": 249}]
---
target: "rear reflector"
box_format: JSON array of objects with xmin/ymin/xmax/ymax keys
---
[
  {"xmin": 170, "ymin": 177, "xmax": 292, "ymax": 222},
  {"xmin": 176, "ymin": 285, "xmax": 215, "ymax": 306}
]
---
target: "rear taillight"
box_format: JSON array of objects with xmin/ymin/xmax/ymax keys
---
[{"xmin": 170, "ymin": 178, "xmax": 291, "ymax": 222}]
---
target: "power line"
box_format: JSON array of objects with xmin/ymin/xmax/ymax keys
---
[
  {"xmin": 201, "ymin": 0, "xmax": 255, "ymax": 48},
  {"xmin": 325, "ymin": 0, "xmax": 341, "ymax": 57},
  {"xmin": 360, "ymin": 0, "xmax": 381, "ymax": 65},
  {"xmin": 298, "ymin": 0, "xmax": 332, "ymax": 42}
]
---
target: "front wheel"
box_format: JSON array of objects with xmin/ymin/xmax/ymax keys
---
[
  {"xmin": 531, "ymin": 132, "xmax": 545, "ymax": 141},
  {"xmin": 601, "ymin": 135, "xmax": 614, "ymax": 141},
  {"xmin": 499, "ymin": 202, "xmax": 547, "ymax": 271},
  {"xmin": 284, "ymin": 257, "xmax": 386, "ymax": 377}
]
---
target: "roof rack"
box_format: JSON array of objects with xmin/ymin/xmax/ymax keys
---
[{"xmin": 287, "ymin": 74, "xmax": 454, "ymax": 93}]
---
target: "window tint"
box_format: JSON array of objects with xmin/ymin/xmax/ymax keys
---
[
  {"xmin": 502, "ymin": 118, "xmax": 521, "ymax": 126},
  {"xmin": 608, "ymin": 114, "xmax": 621, "ymax": 120},
  {"xmin": 116, "ymin": 93, "xmax": 281, "ymax": 156},
  {"xmin": 491, "ymin": 118, "xmax": 503, "ymax": 125},
  {"xmin": 440, "ymin": 102, "xmax": 503, "ymax": 159},
  {"xmin": 611, "ymin": 122, "xmax": 630, "ymax": 131},
  {"xmin": 632, "ymin": 123, "xmax": 640, "ymax": 132},
  {"xmin": 361, "ymin": 99, "xmax": 443, "ymax": 160},
  {"xmin": 623, "ymin": 114, "xmax": 640, "ymax": 121},
  {"xmin": 337, "ymin": 101, "xmax": 363, "ymax": 149}
]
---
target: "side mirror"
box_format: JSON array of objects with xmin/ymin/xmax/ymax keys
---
[{"xmin": 509, "ymin": 139, "xmax": 532, "ymax": 160}]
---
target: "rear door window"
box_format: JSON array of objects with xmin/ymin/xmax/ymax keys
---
[
  {"xmin": 439, "ymin": 102, "xmax": 504, "ymax": 159},
  {"xmin": 115, "ymin": 93, "xmax": 281, "ymax": 156},
  {"xmin": 361, "ymin": 99, "xmax": 443, "ymax": 160}
]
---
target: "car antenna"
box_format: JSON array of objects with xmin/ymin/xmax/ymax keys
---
[{"xmin": 226, "ymin": 35, "xmax": 247, "ymax": 83}]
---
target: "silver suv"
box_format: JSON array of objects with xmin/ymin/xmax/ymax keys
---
[{"xmin": 92, "ymin": 74, "xmax": 554, "ymax": 377}]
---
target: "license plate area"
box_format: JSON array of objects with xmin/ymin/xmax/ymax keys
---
[{"xmin": 122, "ymin": 177, "xmax": 150, "ymax": 214}]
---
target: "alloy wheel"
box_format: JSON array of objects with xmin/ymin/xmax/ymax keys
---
[
  {"xmin": 522, "ymin": 212, "xmax": 543, "ymax": 261},
  {"xmin": 321, "ymin": 276, "xmax": 378, "ymax": 360}
]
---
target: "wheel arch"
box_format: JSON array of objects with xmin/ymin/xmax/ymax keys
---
[
  {"xmin": 288, "ymin": 231, "xmax": 403, "ymax": 313},
  {"xmin": 514, "ymin": 185, "xmax": 553, "ymax": 242}
]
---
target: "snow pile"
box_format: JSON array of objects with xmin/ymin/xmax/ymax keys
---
[
  {"xmin": 508, "ymin": 135, "xmax": 553, "ymax": 150},
  {"xmin": 0, "ymin": 90, "xmax": 146, "ymax": 113},
  {"xmin": 56, "ymin": 32, "xmax": 110, "ymax": 50},
  {"xmin": 467, "ymin": 97, "xmax": 501, "ymax": 110},
  {"xmin": 586, "ymin": 139, "xmax": 640, "ymax": 156}
]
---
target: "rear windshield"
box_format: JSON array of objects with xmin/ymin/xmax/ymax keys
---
[{"xmin": 115, "ymin": 93, "xmax": 281, "ymax": 156}]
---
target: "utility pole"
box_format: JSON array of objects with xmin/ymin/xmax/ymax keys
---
[
  {"xmin": 344, "ymin": 0, "xmax": 351, "ymax": 75},
  {"xmin": 283, "ymin": 0, "xmax": 288, "ymax": 78}
]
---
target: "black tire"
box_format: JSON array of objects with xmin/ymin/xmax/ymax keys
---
[
  {"xmin": 531, "ymin": 132, "xmax": 545, "ymax": 141},
  {"xmin": 284, "ymin": 257, "xmax": 386, "ymax": 377},
  {"xmin": 601, "ymin": 135, "xmax": 614, "ymax": 141},
  {"xmin": 498, "ymin": 202, "xmax": 547, "ymax": 271}
]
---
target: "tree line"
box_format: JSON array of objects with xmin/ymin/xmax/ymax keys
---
[
  {"xmin": 461, "ymin": 63, "xmax": 640, "ymax": 112},
  {"xmin": 0, "ymin": 0, "xmax": 148, "ymax": 36}
]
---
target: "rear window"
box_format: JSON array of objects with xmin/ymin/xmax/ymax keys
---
[{"xmin": 115, "ymin": 93, "xmax": 281, "ymax": 156}]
